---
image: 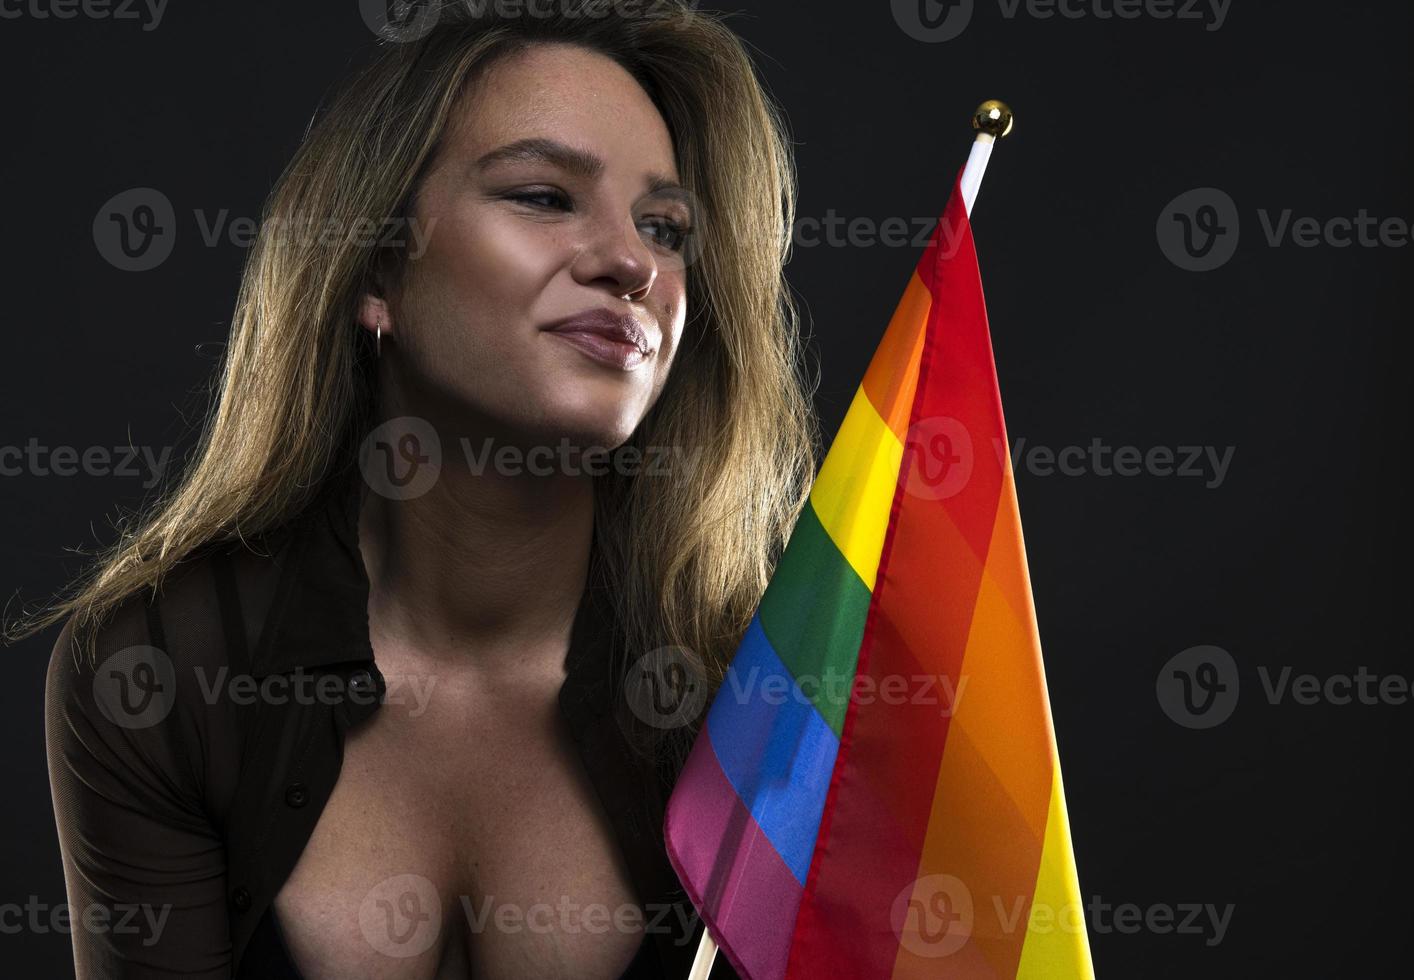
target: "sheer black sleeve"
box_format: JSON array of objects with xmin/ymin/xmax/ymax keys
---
[{"xmin": 45, "ymin": 591, "xmax": 233, "ymax": 979}]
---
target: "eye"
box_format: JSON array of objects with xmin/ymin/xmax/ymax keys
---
[
  {"xmin": 504, "ymin": 189, "xmax": 573, "ymax": 211},
  {"xmin": 640, "ymin": 216, "xmax": 693, "ymax": 253}
]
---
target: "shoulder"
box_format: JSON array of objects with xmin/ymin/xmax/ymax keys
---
[
  {"xmin": 46, "ymin": 530, "xmax": 296, "ymax": 693},
  {"xmin": 44, "ymin": 532, "xmax": 297, "ymax": 807}
]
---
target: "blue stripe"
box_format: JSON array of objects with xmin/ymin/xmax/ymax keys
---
[{"xmin": 705, "ymin": 614, "xmax": 841, "ymax": 885}]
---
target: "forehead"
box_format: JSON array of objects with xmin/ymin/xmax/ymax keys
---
[{"xmin": 452, "ymin": 42, "xmax": 680, "ymax": 180}]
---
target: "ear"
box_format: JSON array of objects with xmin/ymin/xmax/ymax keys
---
[{"xmin": 357, "ymin": 292, "xmax": 394, "ymax": 342}]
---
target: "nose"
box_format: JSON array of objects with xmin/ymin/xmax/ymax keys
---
[{"xmin": 571, "ymin": 212, "xmax": 658, "ymax": 301}]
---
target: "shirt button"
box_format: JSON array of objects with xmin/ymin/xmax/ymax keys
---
[
  {"xmin": 349, "ymin": 670, "xmax": 372, "ymax": 693},
  {"xmin": 284, "ymin": 782, "xmax": 308, "ymax": 808},
  {"xmin": 231, "ymin": 887, "xmax": 252, "ymax": 913}
]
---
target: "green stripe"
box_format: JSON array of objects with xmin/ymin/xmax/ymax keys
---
[{"xmin": 758, "ymin": 501, "xmax": 874, "ymax": 736}]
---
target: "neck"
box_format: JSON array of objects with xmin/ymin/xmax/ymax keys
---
[{"xmin": 355, "ymin": 415, "xmax": 596, "ymax": 671}]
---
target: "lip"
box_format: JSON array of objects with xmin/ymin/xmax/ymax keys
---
[{"xmin": 542, "ymin": 309, "xmax": 654, "ymax": 371}]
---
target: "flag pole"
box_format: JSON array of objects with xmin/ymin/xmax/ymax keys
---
[
  {"xmin": 960, "ymin": 99, "xmax": 1015, "ymax": 216},
  {"xmin": 681, "ymin": 98, "xmax": 1014, "ymax": 980},
  {"xmin": 687, "ymin": 926, "xmax": 719, "ymax": 980}
]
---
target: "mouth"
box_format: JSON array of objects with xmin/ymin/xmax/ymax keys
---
[{"xmin": 541, "ymin": 309, "xmax": 655, "ymax": 371}]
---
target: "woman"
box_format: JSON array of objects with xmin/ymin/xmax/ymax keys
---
[{"xmin": 11, "ymin": 2, "xmax": 817, "ymax": 977}]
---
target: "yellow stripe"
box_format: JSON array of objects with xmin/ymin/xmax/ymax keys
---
[
  {"xmin": 809, "ymin": 384, "xmax": 904, "ymax": 591},
  {"xmin": 1015, "ymin": 757, "xmax": 1095, "ymax": 979}
]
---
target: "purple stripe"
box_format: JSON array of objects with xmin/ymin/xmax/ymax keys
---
[{"xmin": 665, "ymin": 725, "xmax": 803, "ymax": 980}]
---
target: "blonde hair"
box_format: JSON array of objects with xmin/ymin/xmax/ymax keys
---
[{"xmin": 6, "ymin": 0, "xmax": 818, "ymax": 770}]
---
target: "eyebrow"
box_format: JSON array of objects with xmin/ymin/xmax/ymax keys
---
[{"xmin": 474, "ymin": 137, "xmax": 685, "ymax": 196}]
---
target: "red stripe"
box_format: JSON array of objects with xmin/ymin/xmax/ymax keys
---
[{"xmin": 784, "ymin": 173, "xmax": 1006, "ymax": 977}]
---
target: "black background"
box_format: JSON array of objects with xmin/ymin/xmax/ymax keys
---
[{"xmin": 2, "ymin": 1, "xmax": 1408, "ymax": 976}]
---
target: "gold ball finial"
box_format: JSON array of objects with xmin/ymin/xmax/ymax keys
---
[{"xmin": 972, "ymin": 100, "xmax": 1014, "ymax": 139}]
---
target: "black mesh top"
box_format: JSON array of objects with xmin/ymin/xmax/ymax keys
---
[{"xmin": 44, "ymin": 461, "xmax": 738, "ymax": 978}]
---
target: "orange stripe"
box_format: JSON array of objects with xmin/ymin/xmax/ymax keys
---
[
  {"xmin": 894, "ymin": 465, "xmax": 1054, "ymax": 978},
  {"xmin": 861, "ymin": 271, "xmax": 931, "ymax": 443}
]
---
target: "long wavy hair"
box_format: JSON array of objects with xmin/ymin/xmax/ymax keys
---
[{"xmin": 5, "ymin": 0, "xmax": 818, "ymax": 771}]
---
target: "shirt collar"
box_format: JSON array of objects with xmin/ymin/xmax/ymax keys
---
[
  {"xmin": 248, "ymin": 461, "xmax": 377, "ymax": 679},
  {"xmin": 246, "ymin": 459, "xmax": 620, "ymax": 720}
]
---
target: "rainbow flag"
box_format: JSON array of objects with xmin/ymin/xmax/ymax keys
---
[{"xmin": 663, "ymin": 171, "xmax": 1093, "ymax": 979}]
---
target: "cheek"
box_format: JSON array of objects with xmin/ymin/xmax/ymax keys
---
[
  {"xmin": 656, "ymin": 278, "xmax": 689, "ymax": 359},
  {"xmin": 646, "ymin": 278, "xmax": 690, "ymax": 397},
  {"xmin": 429, "ymin": 215, "xmax": 559, "ymax": 326}
]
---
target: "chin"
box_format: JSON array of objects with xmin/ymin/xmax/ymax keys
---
[{"xmin": 531, "ymin": 387, "xmax": 649, "ymax": 452}]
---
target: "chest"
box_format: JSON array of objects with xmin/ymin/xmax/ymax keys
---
[{"xmin": 270, "ymin": 662, "xmax": 648, "ymax": 980}]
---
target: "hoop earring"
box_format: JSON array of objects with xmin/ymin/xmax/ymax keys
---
[{"xmin": 376, "ymin": 318, "xmax": 382, "ymax": 358}]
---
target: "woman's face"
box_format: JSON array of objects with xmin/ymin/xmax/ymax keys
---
[{"xmin": 374, "ymin": 42, "xmax": 693, "ymax": 453}]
